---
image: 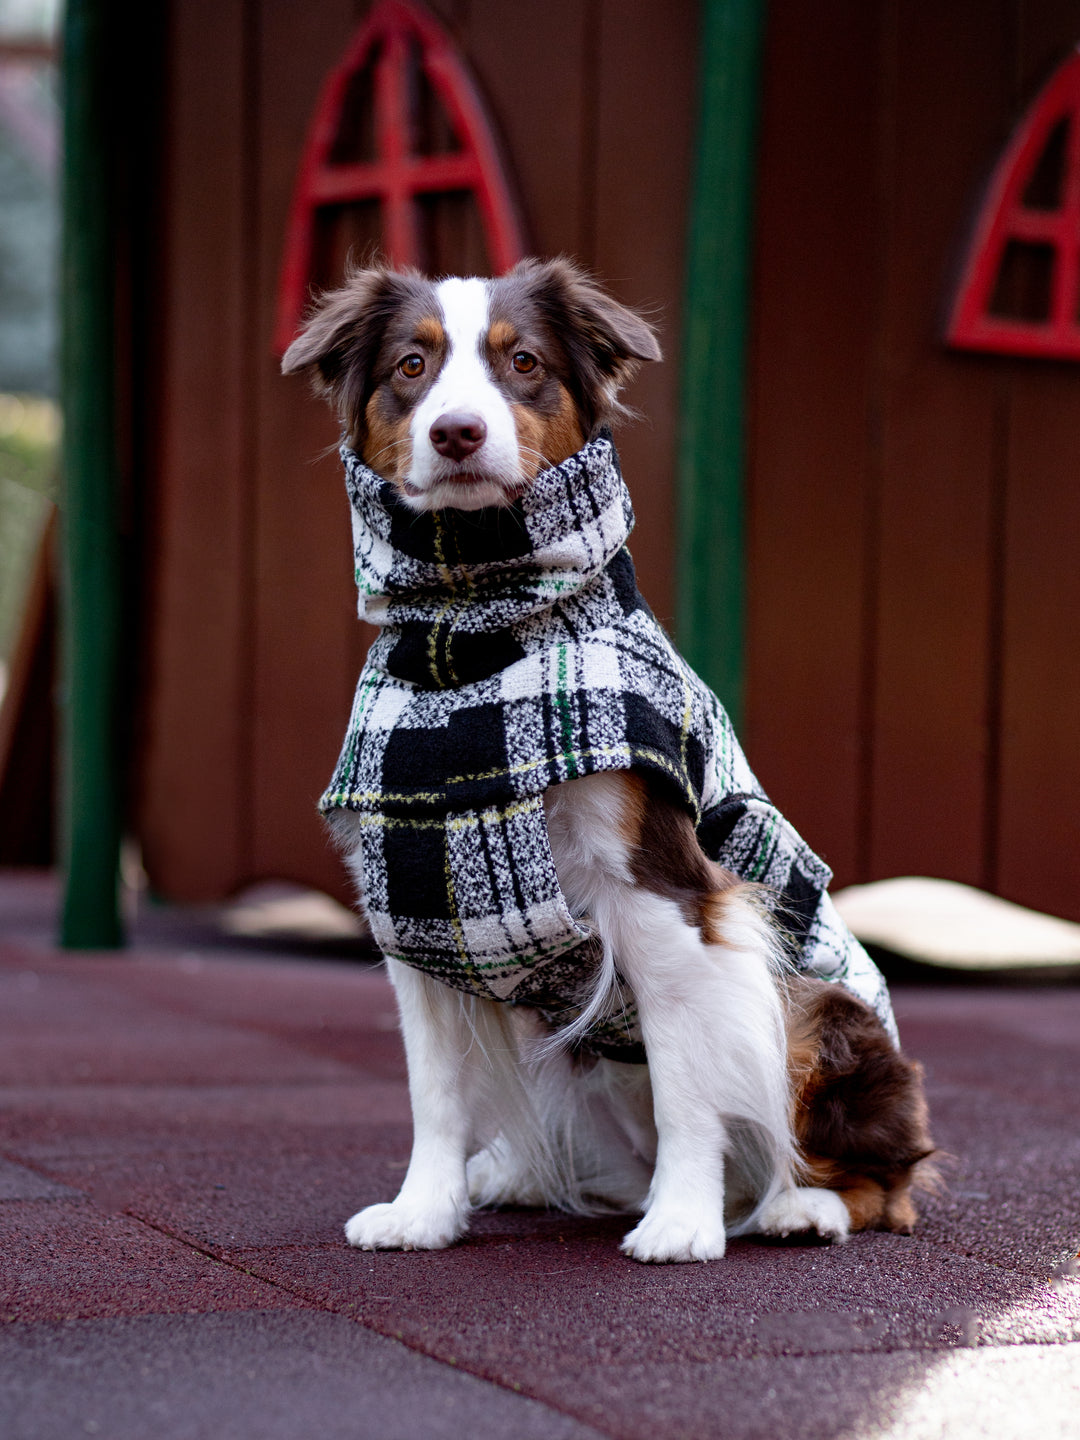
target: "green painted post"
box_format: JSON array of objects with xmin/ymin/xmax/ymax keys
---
[
  {"xmin": 676, "ymin": 0, "xmax": 766, "ymax": 731},
  {"xmin": 59, "ymin": 0, "xmax": 124, "ymax": 947}
]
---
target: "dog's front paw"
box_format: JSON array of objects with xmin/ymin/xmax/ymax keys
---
[
  {"xmin": 344, "ymin": 1200, "xmax": 466, "ymax": 1252},
  {"xmin": 620, "ymin": 1206, "xmax": 727, "ymax": 1263},
  {"xmin": 756, "ymin": 1186, "xmax": 850, "ymax": 1241}
]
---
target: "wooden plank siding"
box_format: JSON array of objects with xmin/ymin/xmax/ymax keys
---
[
  {"xmin": 865, "ymin": 2, "xmax": 1012, "ymax": 888},
  {"xmin": 135, "ymin": 0, "xmax": 252, "ymax": 900},
  {"xmin": 745, "ymin": 0, "xmax": 880, "ymax": 886},
  {"xmin": 135, "ymin": 0, "xmax": 1080, "ymax": 923},
  {"xmin": 995, "ymin": 0, "xmax": 1080, "ymax": 919},
  {"xmin": 747, "ymin": 0, "xmax": 1080, "ymax": 920},
  {"xmin": 136, "ymin": 0, "xmax": 696, "ymax": 903},
  {"xmin": 248, "ymin": 0, "xmax": 363, "ymax": 899}
]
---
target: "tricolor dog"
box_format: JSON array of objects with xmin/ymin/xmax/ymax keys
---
[{"xmin": 283, "ymin": 258, "xmax": 934, "ymax": 1263}]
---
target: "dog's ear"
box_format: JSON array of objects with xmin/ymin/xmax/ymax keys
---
[
  {"xmin": 281, "ymin": 266, "xmax": 417, "ymax": 440},
  {"xmin": 508, "ymin": 257, "xmax": 662, "ymax": 433}
]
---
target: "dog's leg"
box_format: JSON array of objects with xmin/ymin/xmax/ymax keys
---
[
  {"xmin": 545, "ymin": 774, "xmax": 795, "ymax": 1263},
  {"xmin": 612, "ymin": 894, "xmax": 734, "ymax": 1261},
  {"xmin": 344, "ymin": 958, "xmax": 481, "ymax": 1250},
  {"xmin": 607, "ymin": 886, "xmax": 793, "ymax": 1261}
]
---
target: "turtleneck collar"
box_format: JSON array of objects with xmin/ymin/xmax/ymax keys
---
[{"xmin": 341, "ymin": 433, "xmax": 635, "ymax": 647}]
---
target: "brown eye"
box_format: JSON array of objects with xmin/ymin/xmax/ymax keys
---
[
  {"xmin": 512, "ymin": 351, "xmax": 537, "ymax": 374},
  {"xmin": 399, "ymin": 355, "xmax": 425, "ymax": 378}
]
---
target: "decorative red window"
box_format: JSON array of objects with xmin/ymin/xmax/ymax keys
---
[
  {"xmin": 275, "ymin": 0, "xmax": 525, "ymax": 354},
  {"xmin": 947, "ymin": 48, "xmax": 1080, "ymax": 360}
]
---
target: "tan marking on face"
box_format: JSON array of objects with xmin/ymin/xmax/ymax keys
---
[
  {"xmin": 487, "ymin": 317, "xmax": 517, "ymax": 352},
  {"xmin": 414, "ymin": 315, "xmax": 447, "ymax": 351},
  {"xmin": 363, "ymin": 395, "xmax": 413, "ymax": 485},
  {"xmin": 510, "ymin": 384, "xmax": 585, "ymax": 477},
  {"xmin": 511, "ymin": 405, "xmax": 548, "ymax": 478}
]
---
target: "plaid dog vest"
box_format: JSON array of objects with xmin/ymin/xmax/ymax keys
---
[{"xmin": 321, "ymin": 436, "xmax": 895, "ymax": 1057}]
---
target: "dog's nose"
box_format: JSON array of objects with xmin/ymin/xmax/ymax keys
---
[{"xmin": 429, "ymin": 412, "xmax": 487, "ymax": 462}]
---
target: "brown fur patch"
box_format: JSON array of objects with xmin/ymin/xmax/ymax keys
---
[
  {"xmin": 786, "ymin": 974, "xmax": 936, "ymax": 1233},
  {"xmin": 697, "ymin": 887, "xmax": 749, "ymax": 948},
  {"xmin": 363, "ymin": 397, "xmax": 413, "ymax": 479},
  {"xmin": 612, "ymin": 769, "xmax": 648, "ymax": 848},
  {"xmin": 800, "ymin": 1158, "xmax": 890, "ymax": 1230},
  {"xmin": 621, "ymin": 772, "xmax": 739, "ymax": 942},
  {"xmin": 510, "ymin": 388, "xmax": 584, "ymax": 475},
  {"xmin": 487, "ymin": 317, "xmax": 518, "ymax": 352},
  {"xmin": 884, "ymin": 1182, "xmax": 919, "ymax": 1233},
  {"xmin": 413, "ymin": 315, "xmax": 447, "ymax": 351}
]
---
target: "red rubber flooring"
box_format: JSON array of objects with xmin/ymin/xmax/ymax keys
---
[{"xmin": 1, "ymin": 870, "xmax": 1078, "ymax": 1439}]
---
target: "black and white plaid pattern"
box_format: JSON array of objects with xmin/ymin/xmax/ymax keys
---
[{"xmin": 321, "ymin": 437, "xmax": 894, "ymax": 1057}]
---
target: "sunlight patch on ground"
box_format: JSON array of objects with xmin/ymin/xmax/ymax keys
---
[{"xmin": 862, "ymin": 1340, "xmax": 1080, "ymax": 1440}]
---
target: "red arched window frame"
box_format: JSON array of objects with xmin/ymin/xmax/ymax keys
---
[
  {"xmin": 274, "ymin": 0, "xmax": 525, "ymax": 355},
  {"xmin": 948, "ymin": 48, "xmax": 1080, "ymax": 360}
]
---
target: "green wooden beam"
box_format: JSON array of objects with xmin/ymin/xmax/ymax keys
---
[
  {"xmin": 59, "ymin": 0, "xmax": 124, "ymax": 947},
  {"xmin": 676, "ymin": 0, "xmax": 766, "ymax": 732}
]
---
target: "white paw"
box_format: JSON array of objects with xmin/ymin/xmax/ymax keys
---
[
  {"xmin": 620, "ymin": 1206, "xmax": 727, "ymax": 1263},
  {"xmin": 756, "ymin": 1186, "xmax": 850, "ymax": 1241},
  {"xmin": 344, "ymin": 1200, "xmax": 465, "ymax": 1252}
]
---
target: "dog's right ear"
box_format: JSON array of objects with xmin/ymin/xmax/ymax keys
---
[{"xmin": 281, "ymin": 266, "xmax": 413, "ymax": 438}]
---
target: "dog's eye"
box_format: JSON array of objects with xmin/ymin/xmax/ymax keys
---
[
  {"xmin": 399, "ymin": 355, "xmax": 425, "ymax": 378},
  {"xmin": 512, "ymin": 352, "xmax": 537, "ymax": 374}
]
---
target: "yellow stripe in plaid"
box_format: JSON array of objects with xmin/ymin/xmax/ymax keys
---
[{"xmin": 320, "ymin": 743, "xmax": 698, "ymax": 815}]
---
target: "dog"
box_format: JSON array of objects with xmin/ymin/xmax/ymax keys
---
[{"xmin": 282, "ymin": 257, "xmax": 934, "ymax": 1263}]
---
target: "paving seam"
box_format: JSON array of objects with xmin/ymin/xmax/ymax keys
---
[
  {"xmin": 8, "ymin": 1146, "xmax": 1076, "ymax": 1352},
  {"xmin": 2, "ymin": 1155, "xmax": 610, "ymax": 1439},
  {"xmin": 47, "ymin": 1204, "xmax": 614, "ymax": 1440},
  {"xmin": 5, "ymin": 1168, "xmax": 1078, "ymax": 1432},
  {"xmin": 0, "ymin": 1149, "xmax": 89, "ymax": 1189}
]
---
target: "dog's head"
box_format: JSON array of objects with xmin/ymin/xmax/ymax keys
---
[{"xmin": 281, "ymin": 257, "xmax": 660, "ymax": 511}]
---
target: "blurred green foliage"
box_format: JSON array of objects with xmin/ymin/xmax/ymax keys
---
[{"xmin": 0, "ymin": 392, "xmax": 58, "ymax": 666}]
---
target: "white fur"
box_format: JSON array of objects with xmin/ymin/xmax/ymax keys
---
[
  {"xmin": 403, "ymin": 277, "xmax": 524, "ymax": 511},
  {"xmin": 546, "ymin": 775, "xmax": 795, "ymax": 1260},
  {"xmin": 757, "ymin": 1186, "xmax": 850, "ymax": 1241},
  {"xmin": 337, "ymin": 772, "xmax": 846, "ymax": 1263}
]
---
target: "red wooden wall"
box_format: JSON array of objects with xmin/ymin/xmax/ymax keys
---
[
  {"xmin": 135, "ymin": 0, "xmax": 697, "ymax": 903},
  {"xmin": 746, "ymin": 0, "xmax": 1080, "ymax": 920},
  {"xmin": 135, "ymin": 0, "xmax": 1080, "ymax": 925}
]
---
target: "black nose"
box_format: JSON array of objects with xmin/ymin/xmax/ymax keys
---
[{"xmin": 429, "ymin": 412, "xmax": 487, "ymax": 461}]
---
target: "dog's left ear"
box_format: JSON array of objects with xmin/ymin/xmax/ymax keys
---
[
  {"xmin": 509, "ymin": 257, "xmax": 662, "ymax": 432},
  {"xmin": 281, "ymin": 265, "xmax": 420, "ymax": 443}
]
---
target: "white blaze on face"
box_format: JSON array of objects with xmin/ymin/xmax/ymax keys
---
[{"xmin": 405, "ymin": 277, "xmax": 523, "ymax": 511}]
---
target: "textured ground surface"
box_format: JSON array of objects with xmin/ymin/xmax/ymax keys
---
[{"xmin": 1, "ymin": 870, "xmax": 1078, "ymax": 1439}]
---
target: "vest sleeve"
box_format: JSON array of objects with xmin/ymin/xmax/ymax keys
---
[{"xmin": 710, "ymin": 796, "xmax": 898, "ymax": 1041}]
